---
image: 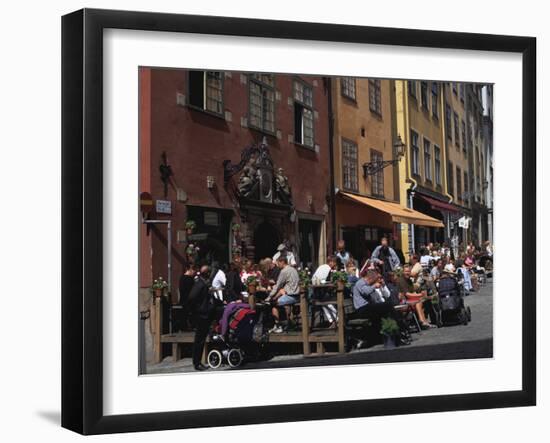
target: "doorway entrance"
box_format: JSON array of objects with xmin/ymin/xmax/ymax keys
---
[
  {"xmin": 253, "ymin": 221, "xmax": 280, "ymax": 262},
  {"xmin": 298, "ymin": 219, "xmax": 321, "ymax": 269}
]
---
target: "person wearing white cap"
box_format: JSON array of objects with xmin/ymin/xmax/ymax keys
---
[
  {"xmin": 438, "ymin": 263, "xmax": 460, "ymax": 300},
  {"xmin": 272, "ymin": 241, "xmax": 297, "ymax": 267},
  {"xmin": 443, "ymin": 263, "xmax": 457, "ymax": 274}
]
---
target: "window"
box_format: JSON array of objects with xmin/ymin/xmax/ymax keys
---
[
  {"xmin": 431, "ymin": 82, "xmax": 439, "ymax": 118},
  {"xmin": 293, "ymin": 79, "xmax": 314, "ymax": 148},
  {"xmin": 447, "ymin": 161, "xmax": 454, "ymax": 196},
  {"xmin": 454, "ymin": 112, "xmax": 460, "ymax": 147},
  {"xmin": 420, "ymin": 81, "xmax": 429, "ymax": 109},
  {"xmin": 188, "ymin": 70, "xmax": 224, "ymax": 116},
  {"xmin": 342, "ymin": 139, "xmax": 358, "ymax": 192},
  {"xmin": 249, "ymin": 73, "xmax": 275, "ymax": 134},
  {"xmin": 424, "ymin": 138, "xmax": 432, "ymax": 182},
  {"xmin": 461, "ymin": 120, "xmax": 467, "ymax": 151},
  {"xmin": 434, "ymin": 145, "xmax": 441, "ymax": 186},
  {"xmin": 463, "ymin": 171, "xmax": 469, "ymax": 203},
  {"xmin": 369, "ymin": 79, "xmax": 382, "ymax": 115},
  {"xmin": 341, "ymin": 77, "xmax": 356, "ymax": 100},
  {"xmin": 408, "ymin": 80, "xmax": 417, "ymax": 99},
  {"xmin": 371, "ymin": 150, "xmax": 384, "ymax": 198},
  {"xmin": 411, "ymin": 130, "xmax": 420, "ymax": 176},
  {"xmin": 456, "ymin": 167, "xmax": 462, "ymax": 201},
  {"xmin": 445, "ymin": 104, "xmax": 452, "ymax": 140}
]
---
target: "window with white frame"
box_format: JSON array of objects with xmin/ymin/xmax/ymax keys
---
[
  {"xmin": 341, "ymin": 77, "xmax": 356, "ymax": 100},
  {"xmin": 370, "ymin": 149, "xmax": 384, "ymax": 198},
  {"xmin": 369, "ymin": 79, "xmax": 382, "ymax": 115},
  {"xmin": 342, "ymin": 139, "xmax": 358, "ymax": 192},
  {"xmin": 411, "ymin": 130, "xmax": 420, "ymax": 176},
  {"xmin": 447, "ymin": 161, "xmax": 454, "ymax": 196},
  {"xmin": 293, "ymin": 79, "xmax": 314, "ymax": 148},
  {"xmin": 461, "ymin": 119, "xmax": 467, "ymax": 151},
  {"xmin": 434, "ymin": 145, "xmax": 441, "ymax": 186},
  {"xmin": 456, "ymin": 167, "xmax": 462, "ymax": 202},
  {"xmin": 431, "ymin": 82, "xmax": 439, "ymax": 118},
  {"xmin": 454, "ymin": 112, "xmax": 460, "ymax": 147},
  {"xmin": 188, "ymin": 70, "xmax": 224, "ymax": 116},
  {"xmin": 249, "ymin": 73, "xmax": 275, "ymax": 134},
  {"xmin": 420, "ymin": 81, "xmax": 429, "ymax": 109},
  {"xmin": 424, "ymin": 138, "xmax": 432, "ymax": 182},
  {"xmin": 408, "ymin": 80, "xmax": 417, "ymax": 99},
  {"xmin": 445, "ymin": 104, "xmax": 452, "ymax": 140}
]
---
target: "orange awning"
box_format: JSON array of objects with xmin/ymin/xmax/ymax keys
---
[{"xmin": 340, "ymin": 192, "xmax": 444, "ymax": 228}]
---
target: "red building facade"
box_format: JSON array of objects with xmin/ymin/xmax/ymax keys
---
[{"xmin": 139, "ymin": 68, "xmax": 332, "ymax": 294}]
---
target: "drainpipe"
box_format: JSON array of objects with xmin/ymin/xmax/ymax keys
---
[
  {"xmin": 326, "ymin": 77, "xmax": 337, "ymax": 251},
  {"xmin": 403, "ymin": 81, "xmax": 419, "ymax": 254},
  {"xmin": 409, "ymin": 182, "xmax": 417, "ymax": 253},
  {"xmin": 440, "ymin": 85, "xmax": 454, "ymax": 246}
]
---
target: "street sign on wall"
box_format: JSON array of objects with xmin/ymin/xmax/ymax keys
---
[{"xmin": 155, "ymin": 199, "xmax": 172, "ymax": 215}]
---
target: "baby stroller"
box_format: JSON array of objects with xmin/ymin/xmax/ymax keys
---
[
  {"xmin": 207, "ymin": 306, "xmax": 268, "ymax": 369},
  {"xmin": 437, "ymin": 274, "xmax": 472, "ymax": 326}
]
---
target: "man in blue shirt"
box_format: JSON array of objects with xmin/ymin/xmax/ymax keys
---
[
  {"xmin": 352, "ymin": 269, "xmax": 397, "ymax": 319},
  {"xmin": 351, "ymin": 269, "xmax": 408, "ymax": 346}
]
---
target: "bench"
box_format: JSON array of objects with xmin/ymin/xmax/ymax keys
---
[{"xmin": 154, "ymin": 282, "xmax": 348, "ymax": 363}]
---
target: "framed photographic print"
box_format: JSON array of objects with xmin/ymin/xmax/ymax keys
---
[{"xmin": 61, "ymin": 8, "xmax": 536, "ymax": 435}]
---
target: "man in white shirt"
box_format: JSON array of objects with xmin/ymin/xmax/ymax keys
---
[
  {"xmin": 273, "ymin": 242, "xmax": 297, "ymax": 267},
  {"xmin": 311, "ymin": 256, "xmax": 339, "ymax": 326},
  {"xmin": 211, "ymin": 267, "xmax": 226, "ymax": 302},
  {"xmin": 420, "ymin": 248, "xmax": 433, "ymax": 269}
]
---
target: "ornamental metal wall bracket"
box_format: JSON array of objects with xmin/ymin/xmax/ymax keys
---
[
  {"xmin": 362, "ymin": 157, "xmax": 402, "ymax": 178},
  {"xmin": 362, "ymin": 135, "xmax": 406, "ymax": 178}
]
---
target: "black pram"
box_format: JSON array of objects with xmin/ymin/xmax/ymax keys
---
[{"xmin": 437, "ymin": 275, "xmax": 471, "ymax": 325}]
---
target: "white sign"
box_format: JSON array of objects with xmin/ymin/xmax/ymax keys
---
[
  {"xmin": 155, "ymin": 199, "xmax": 172, "ymax": 215},
  {"xmin": 458, "ymin": 216, "xmax": 470, "ymax": 229}
]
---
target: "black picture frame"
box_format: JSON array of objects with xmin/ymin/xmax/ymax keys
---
[{"xmin": 62, "ymin": 8, "xmax": 536, "ymax": 435}]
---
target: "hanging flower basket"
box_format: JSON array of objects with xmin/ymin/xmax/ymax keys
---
[{"xmin": 151, "ymin": 277, "xmax": 168, "ymax": 298}]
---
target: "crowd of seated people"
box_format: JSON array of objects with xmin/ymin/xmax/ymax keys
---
[{"xmin": 172, "ymin": 237, "xmax": 492, "ymax": 369}]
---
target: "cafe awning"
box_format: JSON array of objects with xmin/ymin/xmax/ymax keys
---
[
  {"xmin": 340, "ymin": 192, "xmax": 445, "ymax": 228},
  {"xmin": 416, "ymin": 194, "xmax": 460, "ymax": 214}
]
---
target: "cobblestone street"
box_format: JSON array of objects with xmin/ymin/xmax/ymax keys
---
[{"xmin": 147, "ymin": 279, "xmax": 492, "ymax": 374}]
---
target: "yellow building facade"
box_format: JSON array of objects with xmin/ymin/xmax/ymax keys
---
[
  {"xmin": 443, "ymin": 82, "xmax": 473, "ymax": 245},
  {"xmin": 332, "ymin": 77, "xmax": 443, "ymax": 264},
  {"xmin": 394, "ymin": 80, "xmax": 453, "ymax": 259},
  {"xmin": 332, "ymin": 77, "xmax": 398, "ymax": 263}
]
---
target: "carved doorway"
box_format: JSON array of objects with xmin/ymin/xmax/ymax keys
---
[{"xmin": 253, "ymin": 221, "xmax": 280, "ymax": 262}]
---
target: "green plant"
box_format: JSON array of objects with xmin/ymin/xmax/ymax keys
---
[
  {"xmin": 184, "ymin": 220, "xmax": 196, "ymax": 231},
  {"xmin": 231, "ymin": 223, "xmax": 241, "ymax": 232},
  {"xmin": 330, "ymin": 270, "xmax": 351, "ymax": 289},
  {"xmin": 380, "ymin": 317, "xmax": 400, "ymax": 336},
  {"xmin": 151, "ymin": 276, "xmax": 168, "ymax": 291},
  {"xmin": 298, "ymin": 267, "xmax": 312, "ymax": 288},
  {"xmin": 246, "ymin": 275, "xmax": 258, "ymax": 287}
]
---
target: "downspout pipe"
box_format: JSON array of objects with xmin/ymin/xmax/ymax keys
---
[{"xmin": 326, "ymin": 77, "xmax": 337, "ymax": 251}]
